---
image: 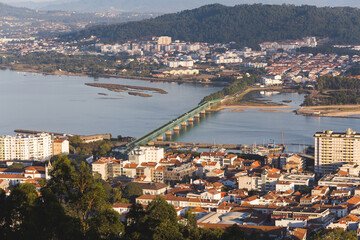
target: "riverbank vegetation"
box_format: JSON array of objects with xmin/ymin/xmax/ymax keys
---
[
  {"xmin": 303, "ymin": 76, "xmax": 360, "ymax": 106},
  {"xmin": 0, "ymin": 52, "xmax": 161, "ymax": 78},
  {"xmin": 69, "ymin": 135, "xmax": 113, "ymax": 157},
  {"xmin": 199, "ymin": 75, "xmax": 257, "ymax": 103}
]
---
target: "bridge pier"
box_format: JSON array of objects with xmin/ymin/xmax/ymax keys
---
[
  {"xmin": 157, "ymin": 135, "xmax": 164, "ymax": 141},
  {"xmin": 165, "ymin": 131, "xmax": 172, "ymax": 140},
  {"xmin": 181, "ymin": 122, "xmax": 187, "ymax": 129},
  {"xmin": 194, "ymin": 114, "xmax": 200, "ymax": 121},
  {"xmin": 205, "ymin": 108, "xmax": 212, "ymax": 113},
  {"xmin": 200, "ymin": 110, "xmax": 206, "ymax": 116},
  {"xmin": 188, "ymin": 118, "xmax": 194, "ymax": 125},
  {"xmin": 173, "ymin": 126, "xmax": 180, "ymax": 134}
]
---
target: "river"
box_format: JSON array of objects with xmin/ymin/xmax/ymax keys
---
[{"xmin": 1, "ymin": 69, "xmax": 359, "ymax": 147}]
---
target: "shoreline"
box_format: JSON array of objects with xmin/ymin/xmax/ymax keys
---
[
  {"xmin": 6, "ymin": 64, "xmax": 360, "ymax": 118},
  {"xmin": 0, "ymin": 65, "xmax": 225, "ymax": 86},
  {"xmin": 296, "ymin": 105, "xmax": 360, "ymax": 118}
]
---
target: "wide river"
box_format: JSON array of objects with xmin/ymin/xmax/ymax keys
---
[{"xmin": 1, "ymin": 69, "xmax": 359, "ymax": 147}]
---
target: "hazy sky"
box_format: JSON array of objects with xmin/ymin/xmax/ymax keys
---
[{"xmin": 0, "ymin": 0, "xmax": 359, "ymax": 8}]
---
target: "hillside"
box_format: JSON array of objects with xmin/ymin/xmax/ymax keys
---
[
  {"xmin": 0, "ymin": 2, "xmax": 155, "ymax": 38},
  {"xmin": 62, "ymin": 4, "xmax": 360, "ymax": 47}
]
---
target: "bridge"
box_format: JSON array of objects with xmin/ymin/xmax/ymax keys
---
[{"xmin": 123, "ymin": 99, "xmax": 223, "ymax": 154}]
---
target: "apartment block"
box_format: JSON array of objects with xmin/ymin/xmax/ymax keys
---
[
  {"xmin": 157, "ymin": 36, "xmax": 172, "ymax": 45},
  {"xmin": 314, "ymin": 129, "xmax": 360, "ymax": 175},
  {"xmin": 128, "ymin": 146, "xmax": 164, "ymax": 164},
  {"xmin": 0, "ymin": 133, "xmax": 53, "ymax": 161},
  {"xmin": 53, "ymin": 139, "xmax": 69, "ymax": 155},
  {"xmin": 91, "ymin": 157, "xmax": 122, "ymax": 180}
]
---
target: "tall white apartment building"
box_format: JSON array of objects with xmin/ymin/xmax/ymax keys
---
[
  {"xmin": 128, "ymin": 146, "xmax": 164, "ymax": 164},
  {"xmin": 314, "ymin": 129, "xmax": 360, "ymax": 175},
  {"xmin": 0, "ymin": 133, "xmax": 53, "ymax": 161}
]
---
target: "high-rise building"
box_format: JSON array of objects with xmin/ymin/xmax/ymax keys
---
[
  {"xmin": 157, "ymin": 36, "xmax": 172, "ymax": 45},
  {"xmin": 128, "ymin": 146, "xmax": 164, "ymax": 164},
  {"xmin": 0, "ymin": 133, "xmax": 53, "ymax": 161},
  {"xmin": 314, "ymin": 129, "xmax": 360, "ymax": 175}
]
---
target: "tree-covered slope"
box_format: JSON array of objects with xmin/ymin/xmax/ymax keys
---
[{"xmin": 62, "ymin": 4, "xmax": 360, "ymax": 47}]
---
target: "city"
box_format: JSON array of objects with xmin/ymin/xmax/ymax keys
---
[{"xmin": 1, "ymin": 1, "xmax": 360, "ymax": 240}]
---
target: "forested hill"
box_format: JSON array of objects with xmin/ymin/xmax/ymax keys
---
[{"xmin": 62, "ymin": 4, "xmax": 360, "ymax": 47}]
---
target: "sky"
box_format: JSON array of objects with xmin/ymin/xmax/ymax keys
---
[
  {"xmin": 0, "ymin": 0, "xmax": 359, "ymax": 9},
  {"xmin": 0, "ymin": 0, "xmax": 357, "ymax": 4}
]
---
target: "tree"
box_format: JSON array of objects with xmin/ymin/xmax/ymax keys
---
[
  {"xmin": 122, "ymin": 183, "xmax": 143, "ymax": 202},
  {"xmin": 31, "ymin": 186, "xmax": 82, "ymax": 240},
  {"xmin": 221, "ymin": 224, "xmax": 245, "ymax": 240},
  {"xmin": 181, "ymin": 209, "xmax": 200, "ymax": 239},
  {"xmin": 124, "ymin": 203, "xmax": 146, "ymax": 240},
  {"xmin": 8, "ymin": 162, "xmax": 25, "ymax": 169},
  {"xmin": 48, "ymin": 154, "xmax": 75, "ymax": 203},
  {"xmin": 3, "ymin": 183, "xmax": 38, "ymax": 239},
  {"xmin": 88, "ymin": 208, "xmax": 124, "ymax": 240},
  {"xmin": 143, "ymin": 196, "xmax": 183, "ymax": 240},
  {"xmin": 47, "ymin": 156, "xmax": 124, "ymax": 239},
  {"xmin": 0, "ymin": 189, "xmax": 6, "ymax": 237},
  {"xmin": 70, "ymin": 162, "xmax": 107, "ymax": 237},
  {"xmin": 311, "ymin": 228, "xmax": 357, "ymax": 240}
]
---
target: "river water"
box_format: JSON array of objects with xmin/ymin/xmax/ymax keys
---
[{"xmin": 0, "ymin": 69, "xmax": 359, "ymax": 147}]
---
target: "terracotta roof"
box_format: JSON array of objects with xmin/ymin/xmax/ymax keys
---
[
  {"xmin": 0, "ymin": 174, "xmax": 26, "ymax": 179},
  {"xmin": 132, "ymin": 182, "xmax": 168, "ymax": 190},
  {"xmin": 268, "ymin": 168, "xmax": 281, "ymax": 174},
  {"xmin": 211, "ymin": 169, "xmax": 224, "ymax": 175},
  {"xmin": 347, "ymin": 196, "xmax": 360, "ymax": 205},
  {"xmin": 112, "ymin": 203, "xmax": 132, "ymax": 208},
  {"xmin": 293, "ymin": 228, "xmax": 307, "ymax": 240},
  {"xmin": 339, "ymin": 214, "xmax": 360, "ymax": 223},
  {"xmin": 124, "ymin": 163, "xmax": 138, "ymax": 168},
  {"xmin": 192, "ymin": 207, "xmax": 207, "ymax": 213},
  {"xmin": 337, "ymin": 170, "xmax": 349, "ymax": 176},
  {"xmin": 136, "ymin": 195, "xmax": 157, "ymax": 200}
]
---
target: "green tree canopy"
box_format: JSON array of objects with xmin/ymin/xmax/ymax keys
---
[{"xmin": 122, "ymin": 183, "xmax": 143, "ymax": 202}]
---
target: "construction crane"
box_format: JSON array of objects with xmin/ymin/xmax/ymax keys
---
[{"xmin": 264, "ymin": 138, "xmax": 276, "ymax": 148}]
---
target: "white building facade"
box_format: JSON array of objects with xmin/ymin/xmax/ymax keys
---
[{"xmin": 0, "ymin": 133, "xmax": 53, "ymax": 161}]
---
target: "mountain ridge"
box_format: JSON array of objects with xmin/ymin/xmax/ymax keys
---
[{"xmin": 62, "ymin": 4, "xmax": 360, "ymax": 47}]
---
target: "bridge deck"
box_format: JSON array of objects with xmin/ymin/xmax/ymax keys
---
[{"xmin": 124, "ymin": 99, "xmax": 222, "ymax": 153}]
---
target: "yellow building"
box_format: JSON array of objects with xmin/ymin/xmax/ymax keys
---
[
  {"xmin": 53, "ymin": 139, "xmax": 69, "ymax": 156},
  {"xmin": 157, "ymin": 36, "xmax": 172, "ymax": 45},
  {"xmin": 314, "ymin": 129, "xmax": 360, "ymax": 175}
]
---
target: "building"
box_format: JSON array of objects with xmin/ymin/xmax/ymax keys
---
[
  {"xmin": 80, "ymin": 134, "xmax": 111, "ymax": 143},
  {"xmin": 157, "ymin": 36, "xmax": 172, "ymax": 45},
  {"xmin": 271, "ymin": 206, "xmax": 333, "ymax": 227},
  {"xmin": 167, "ymin": 60, "xmax": 194, "ymax": 68},
  {"xmin": 0, "ymin": 133, "xmax": 53, "ymax": 161},
  {"xmin": 164, "ymin": 163, "xmax": 197, "ymax": 183},
  {"xmin": 91, "ymin": 157, "xmax": 122, "ymax": 180},
  {"xmin": 318, "ymin": 174, "xmax": 360, "ymax": 188},
  {"xmin": 260, "ymin": 75, "xmax": 282, "ymax": 86},
  {"xmin": 128, "ymin": 146, "xmax": 164, "ymax": 164},
  {"xmin": 53, "ymin": 139, "xmax": 69, "ymax": 155},
  {"xmin": 314, "ymin": 129, "xmax": 360, "ymax": 174},
  {"xmin": 238, "ymin": 173, "xmax": 261, "ymax": 191},
  {"xmin": 131, "ymin": 182, "xmax": 169, "ymax": 195}
]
